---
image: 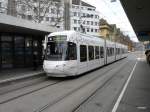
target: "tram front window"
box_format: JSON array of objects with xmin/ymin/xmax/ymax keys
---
[
  {"xmin": 45, "ymin": 41, "xmax": 67, "ymax": 61},
  {"xmin": 45, "ymin": 35, "xmax": 77, "ymax": 61}
]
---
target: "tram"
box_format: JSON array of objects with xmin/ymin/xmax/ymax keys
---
[{"xmin": 43, "ymin": 31, "xmax": 128, "ymax": 77}]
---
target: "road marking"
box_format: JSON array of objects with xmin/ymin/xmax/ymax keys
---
[{"xmin": 111, "ymin": 61, "xmax": 138, "ymax": 112}]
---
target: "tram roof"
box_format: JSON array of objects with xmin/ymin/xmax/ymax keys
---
[{"xmin": 0, "ymin": 14, "xmax": 60, "ymax": 36}]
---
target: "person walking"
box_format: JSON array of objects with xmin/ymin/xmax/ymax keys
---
[
  {"xmin": 33, "ymin": 51, "xmax": 38, "ymax": 70},
  {"xmin": 145, "ymin": 49, "xmax": 150, "ymax": 65}
]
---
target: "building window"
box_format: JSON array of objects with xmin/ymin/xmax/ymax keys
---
[
  {"xmin": 46, "ymin": 8, "xmax": 49, "ymax": 13},
  {"xmin": 95, "ymin": 22, "xmax": 97, "ymax": 26},
  {"xmin": 74, "ymin": 19, "xmax": 77, "ymax": 24},
  {"xmin": 74, "ymin": 12, "xmax": 77, "ymax": 16},
  {"xmin": 51, "ymin": 8, "xmax": 55, "ymax": 14},
  {"xmin": 87, "ymin": 21, "xmax": 90, "ymax": 25},
  {"xmin": 74, "ymin": 27, "xmax": 77, "ymax": 31},
  {"xmin": 40, "ymin": 8, "xmax": 43, "ymax": 12},
  {"xmin": 91, "ymin": 21, "xmax": 93, "ymax": 25},
  {"xmin": 80, "ymin": 45, "xmax": 87, "ymax": 62},
  {"xmin": 78, "ymin": 12, "xmax": 80, "ymax": 17},
  {"xmin": 76, "ymin": 6, "xmax": 79, "ymax": 9},
  {"xmin": 51, "ymin": 17, "xmax": 55, "ymax": 22},
  {"xmin": 72, "ymin": 5, "xmax": 75, "ymax": 8},
  {"xmin": 87, "ymin": 28, "xmax": 89, "ymax": 32},
  {"xmin": 0, "ymin": 2, "xmax": 2, "ymax": 8},
  {"xmin": 40, "ymin": 16, "xmax": 43, "ymax": 21},
  {"xmin": 82, "ymin": 13, "xmax": 86, "ymax": 17},
  {"xmin": 91, "ymin": 29, "xmax": 93, "ymax": 32},
  {"xmin": 87, "ymin": 8, "xmax": 92, "ymax": 10},
  {"xmin": 78, "ymin": 20, "xmax": 80, "ymax": 24},
  {"xmin": 95, "ymin": 29, "xmax": 98, "ymax": 32},
  {"xmin": 46, "ymin": 17, "xmax": 49, "ymax": 21},
  {"xmin": 88, "ymin": 46, "xmax": 94, "ymax": 60},
  {"xmin": 28, "ymin": 15, "xmax": 32, "ymax": 20},
  {"xmin": 78, "ymin": 27, "xmax": 80, "ymax": 31},
  {"xmin": 83, "ymin": 21, "xmax": 85, "ymax": 24},
  {"xmin": 21, "ymin": 5, "xmax": 26, "ymax": 11},
  {"xmin": 95, "ymin": 15, "xmax": 99, "ymax": 19}
]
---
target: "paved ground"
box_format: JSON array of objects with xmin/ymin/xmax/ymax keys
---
[
  {"xmin": 75, "ymin": 51, "xmax": 150, "ymax": 112},
  {"xmin": 116, "ymin": 57, "xmax": 150, "ymax": 112},
  {"xmin": 0, "ymin": 51, "xmax": 149, "ymax": 112},
  {"xmin": 0, "ymin": 68, "xmax": 44, "ymax": 83}
]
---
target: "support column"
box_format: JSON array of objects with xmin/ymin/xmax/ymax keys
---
[{"xmin": 63, "ymin": 0, "xmax": 72, "ymax": 30}]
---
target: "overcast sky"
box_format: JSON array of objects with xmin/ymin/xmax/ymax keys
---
[{"xmin": 82, "ymin": 0, "xmax": 139, "ymax": 42}]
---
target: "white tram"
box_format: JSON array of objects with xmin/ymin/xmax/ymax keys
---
[{"xmin": 43, "ymin": 31, "xmax": 128, "ymax": 77}]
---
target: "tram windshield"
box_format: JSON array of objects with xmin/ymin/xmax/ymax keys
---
[{"xmin": 45, "ymin": 35, "xmax": 77, "ymax": 61}]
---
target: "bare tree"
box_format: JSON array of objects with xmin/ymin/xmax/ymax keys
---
[{"xmin": 16, "ymin": 0, "xmax": 63, "ymax": 26}]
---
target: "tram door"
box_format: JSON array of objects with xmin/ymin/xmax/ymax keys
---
[
  {"xmin": 1, "ymin": 36, "xmax": 13, "ymax": 68},
  {"xmin": 78, "ymin": 45, "xmax": 88, "ymax": 74}
]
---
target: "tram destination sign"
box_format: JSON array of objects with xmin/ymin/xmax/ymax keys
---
[{"xmin": 48, "ymin": 36, "xmax": 67, "ymax": 42}]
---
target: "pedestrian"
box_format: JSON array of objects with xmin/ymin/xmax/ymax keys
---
[
  {"xmin": 147, "ymin": 53, "xmax": 150, "ymax": 65},
  {"xmin": 145, "ymin": 49, "xmax": 150, "ymax": 65},
  {"xmin": 33, "ymin": 51, "xmax": 38, "ymax": 70}
]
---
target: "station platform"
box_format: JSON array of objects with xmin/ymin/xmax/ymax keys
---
[
  {"xmin": 116, "ymin": 57, "xmax": 150, "ymax": 112},
  {"xmin": 0, "ymin": 68, "xmax": 45, "ymax": 84}
]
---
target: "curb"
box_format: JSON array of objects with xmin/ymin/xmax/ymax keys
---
[{"xmin": 0, "ymin": 71, "xmax": 45, "ymax": 85}]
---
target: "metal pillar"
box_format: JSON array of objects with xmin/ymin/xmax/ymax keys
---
[
  {"xmin": 63, "ymin": 0, "xmax": 72, "ymax": 30},
  {"xmin": 7, "ymin": 0, "xmax": 17, "ymax": 17}
]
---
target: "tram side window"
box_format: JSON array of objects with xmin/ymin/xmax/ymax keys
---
[
  {"xmin": 110, "ymin": 48, "xmax": 114, "ymax": 56},
  {"xmin": 88, "ymin": 46, "xmax": 94, "ymax": 60},
  {"xmin": 80, "ymin": 45, "xmax": 87, "ymax": 62},
  {"xmin": 116, "ymin": 48, "xmax": 119, "ymax": 55},
  {"xmin": 112, "ymin": 48, "xmax": 114, "ymax": 56},
  {"xmin": 107, "ymin": 47, "xmax": 110, "ymax": 57},
  {"xmin": 119, "ymin": 48, "xmax": 121, "ymax": 54},
  {"xmin": 95, "ymin": 46, "xmax": 100, "ymax": 59},
  {"xmin": 100, "ymin": 47, "xmax": 104, "ymax": 58},
  {"xmin": 66, "ymin": 42, "xmax": 77, "ymax": 60},
  {"xmin": 110, "ymin": 48, "xmax": 112, "ymax": 56}
]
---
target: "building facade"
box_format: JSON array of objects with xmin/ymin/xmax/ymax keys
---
[
  {"xmin": 71, "ymin": 1, "xmax": 100, "ymax": 36},
  {"xmin": 0, "ymin": 14, "xmax": 58, "ymax": 70},
  {"xmin": 0, "ymin": 0, "xmax": 100, "ymax": 36},
  {"xmin": 99, "ymin": 18, "xmax": 133, "ymax": 51}
]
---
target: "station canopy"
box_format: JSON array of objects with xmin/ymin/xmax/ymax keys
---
[
  {"xmin": 120, "ymin": 0, "xmax": 150, "ymax": 41},
  {"xmin": 0, "ymin": 14, "xmax": 59, "ymax": 36}
]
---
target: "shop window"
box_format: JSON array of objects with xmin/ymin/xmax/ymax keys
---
[
  {"xmin": 1, "ymin": 35, "xmax": 12, "ymax": 41},
  {"xmin": 14, "ymin": 36, "xmax": 25, "ymax": 67},
  {"xmin": 1, "ymin": 42, "xmax": 13, "ymax": 68}
]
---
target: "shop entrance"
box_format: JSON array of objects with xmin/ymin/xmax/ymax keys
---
[
  {"xmin": 0, "ymin": 34, "xmax": 43, "ymax": 70},
  {"xmin": 1, "ymin": 35, "xmax": 13, "ymax": 68}
]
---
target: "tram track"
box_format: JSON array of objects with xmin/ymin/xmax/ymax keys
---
[
  {"xmin": 0, "ymin": 58, "xmax": 128, "ymax": 112},
  {"xmin": 0, "ymin": 77, "xmax": 63, "ymax": 104},
  {"xmin": 34, "ymin": 59, "xmax": 129, "ymax": 112}
]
